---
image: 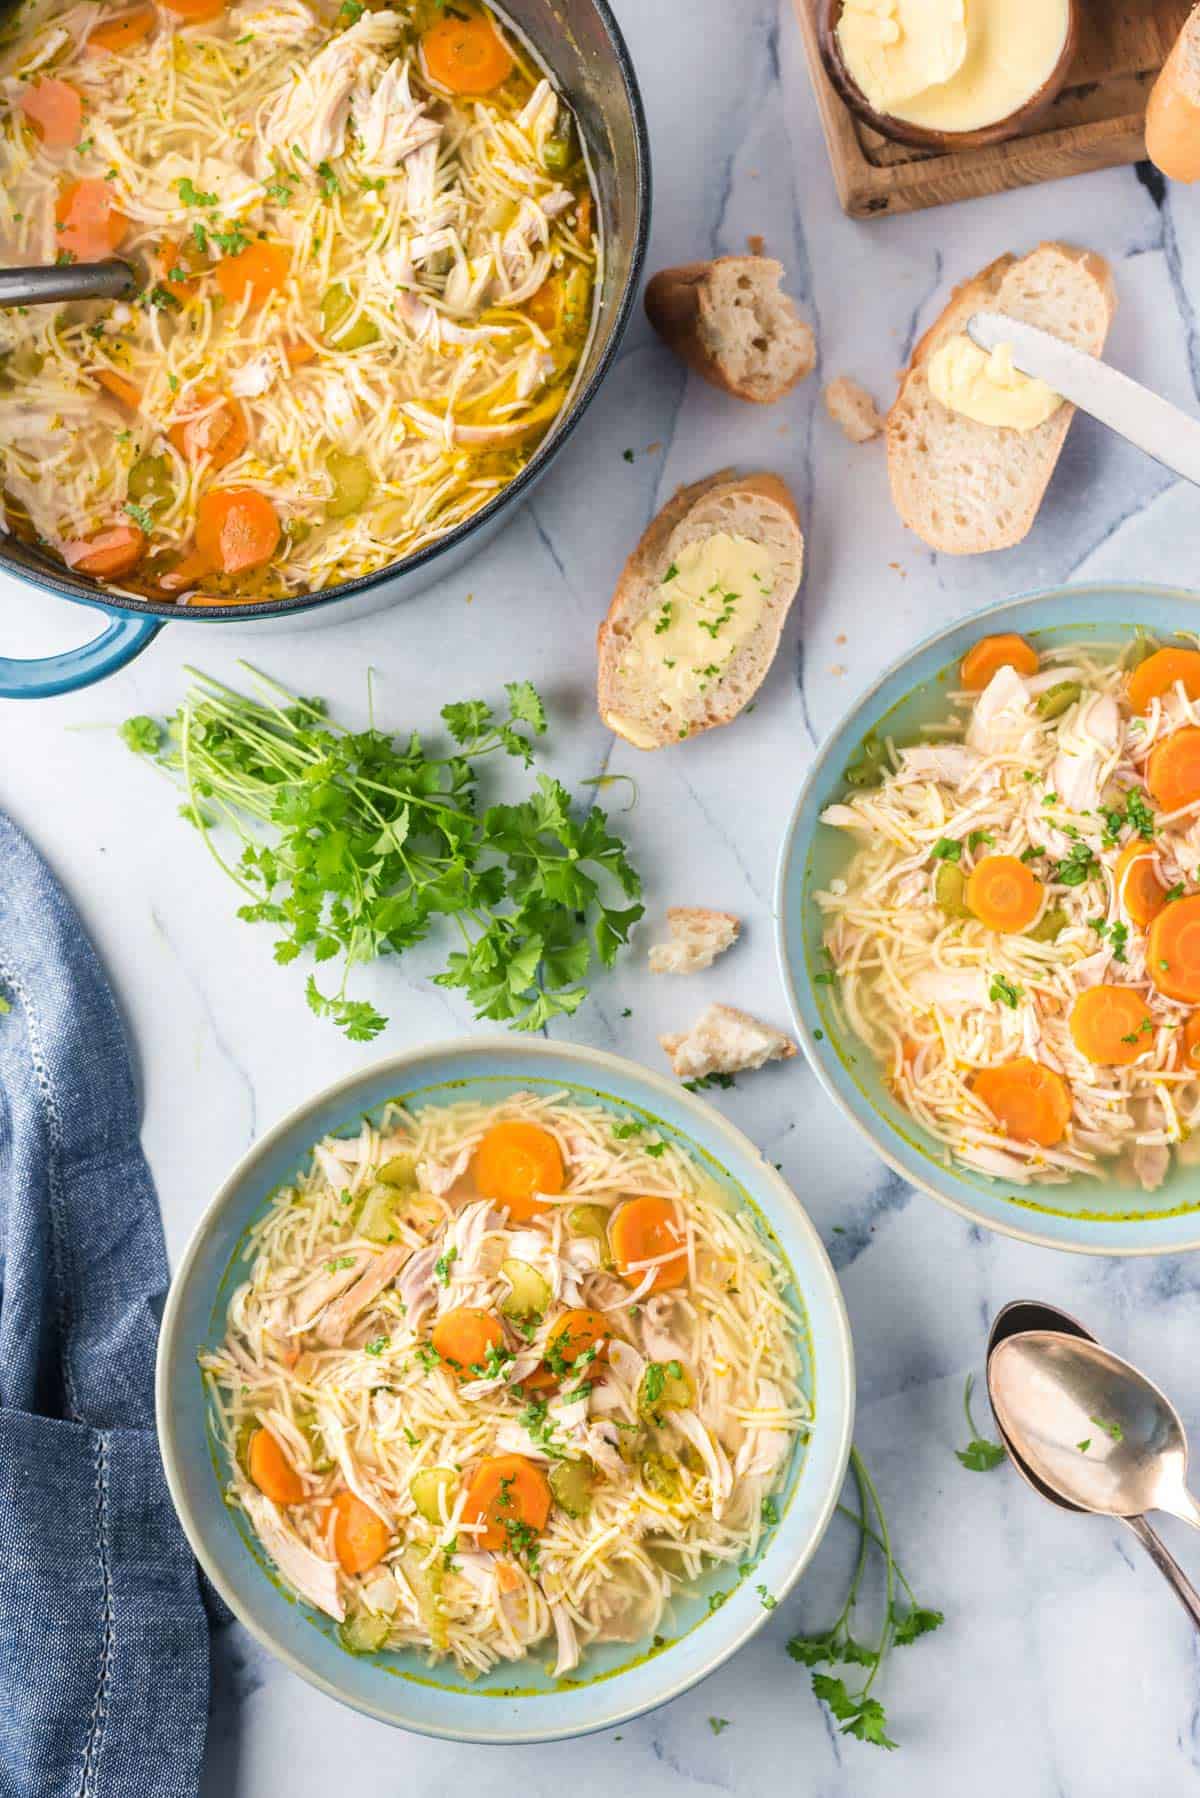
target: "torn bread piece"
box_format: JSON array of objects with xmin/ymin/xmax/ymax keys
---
[
  {"xmin": 661, "ymin": 1004, "xmax": 797, "ymax": 1080},
  {"xmin": 644, "ymin": 256, "xmax": 815, "ymax": 404},
  {"xmin": 825, "ymin": 376, "xmax": 883, "ymax": 443},
  {"xmin": 597, "ymin": 469, "xmax": 803, "ymax": 750},
  {"xmin": 648, "ymin": 907, "xmax": 741, "ymax": 974}
]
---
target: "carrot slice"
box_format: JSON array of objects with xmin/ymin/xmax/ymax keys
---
[
  {"xmin": 55, "ymin": 177, "xmax": 127, "ymax": 262},
  {"xmin": 168, "ymin": 392, "xmax": 248, "ymax": 470},
  {"xmin": 543, "ymin": 1307, "xmax": 610, "ymax": 1371},
  {"xmin": 283, "ymin": 337, "xmax": 317, "ymax": 367},
  {"xmin": 971, "ymin": 1059, "xmax": 1072, "ymax": 1148},
  {"xmin": 430, "ymin": 1306, "xmax": 504, "ymax": 1379},
  {"xmin": 610, "ymin": 1194, "xmax": 687, "ymax": 1292},
  {"xmin": 62, "ymin": 523, "xmax": 145, "ymax": 579},
  {"xmin": 959, "ymin": 634, "xmax": 1038, "ymax": 691},
  {"xmin": 574, "ymin": 193, "xmax": 592, "ymax": 243},
  {"xmin": 421, "ymin": 15, "xmax": 513, "ymax": 93},
  {"xmin": 1179, "ymin": 1012, "xmax": 1200, "ymax": 1073},
  {"xmin": 20, "ymin": 78, "xmax": 83, "ymax": 150},
  {"xmin": 157, "ymin": 546, "xmax": 214, "ymax": 593},
  {"xmin": 1149, "ymin": 893, "xmax": 1200, "ymax": 1002},
  {"xmin": 1114, "ymin": 839, "xmax": 1166, "ymax": 927},
  {"xmin": 215, "ymin": 239, "xmax": 291, "ymax": 311},
  {"xmin": 195, "ymin": 487, "xmax": 280, "ymax": 574},
  {"xmin": 461, "ymin": 1454, "xmax": 551, "ymax": 1553},
  {"xmin": 157, "ymin": 235, "xmax": 205, "ymax": 304},
  {"xmin": 331, "ymin": 1489, "xmax": 390, "ymax": 1574},
  {"xmin": 94, "ymin": 367, "xmax": 141, "ymax": 411},
  {"xmin": 163, "ymin": 0, "xmax": 225, "ymax": 16},
  {"xmin": 525, "ymin": 277, "xmax": 561, "ymax": 332},
  {"xmin": 87, "ymin": 4, "xmax": 156, "ymax": 52},
  {"xmin": 966, "ymin": 854, "xmax": 1044, "ymax": 934},
  {"xmin": 1148, "ymin": 727, "xmax": 1200, "ymax": 813},
  {"xmin": 247, "ymin": 1426, "xmax": 304, "ymax": 1505},
  {"xmin": 1069, "ymin": 984, "xmax": 1154, "ymax": 1067},
  {"xmin": 473, "ymin": 1121, "xmax": 564, "ymax": 1223},
  {"xmin": 1127, "ymin": 646, "xmax": 1200, "ymax": 714}
]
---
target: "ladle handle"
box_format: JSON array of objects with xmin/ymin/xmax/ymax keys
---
[
  {"xmin": 1122, "ymin": 1513, "xmax": 1200, "ymax": 1633},
  {"xmin": 0, "ymin": 260, "xmax": 135, "ymax": 308}
]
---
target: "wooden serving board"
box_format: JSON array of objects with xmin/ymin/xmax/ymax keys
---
[{"xmin": 794, "ymin": 0, "xmax": 1193, "ymax": 218}]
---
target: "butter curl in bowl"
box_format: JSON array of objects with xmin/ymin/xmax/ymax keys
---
[{"xmin": 818, "ymin": 0, "xmax": 1078, "ymax": 151}]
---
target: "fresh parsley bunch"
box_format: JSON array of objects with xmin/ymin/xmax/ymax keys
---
[
  {"xmin": 122, "ymin": 665, "xmax": 643, "ymax": 1040},
  {"xmin": 787, "ymin": 1449, "xmax": 943, "ymax": 1750}
]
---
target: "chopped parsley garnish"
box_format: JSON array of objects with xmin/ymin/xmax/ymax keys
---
[
  {"xmin": 683, "ymin": 1072, "xmax": 736, "ymax": 1092},
  {"xmin": 622, "ymin": 447, "xmax": 634, "ymax": 463},
  {"xmin": 325, "ymin": 1255, "xmax": 356, "ymax": 1273},
  {"xmin": 177, "ymin": 177, "xmax": 218, "ymax": 207},
  {"xmin": 316, "ymin": 159, "xmax": 339, "ymax": 198},
  {"xmin": 989, "ymin": 974, "xmax": 1021, "ymax": 1009},
  {"xmin": 123, "ymin": 501, "xmax": 154, "ymax": 533},
  {"xmin": 931, "ymin": 838, "xmax": 961, "ymax": 862},
  {"xmin": 662, "ymin": 562, "xmax": 679, "ymax": 583},
  {"xmin": 967, "ymin": 830, "xmax": 994, "ymax": 851},
  {"xmin": 364, "ymin": 1336, "xmax": 389, "ymax": 1356},
  {"xmin": 1165, "ymin": 883, "xmax": 1186, "ymax": 903},
  {"xmin": 653, "ymin": 600, "xmax": 673, "ymax": 635},
  {"xmin": 414, "ymin": 1343, "xmax": 440, "ymax": 1371},
  {"xmin": 757, "ymin": 1584, "xmax": 777, "ymax": 1611},
  {"xmin": 761, "ymin": 1496, "xmax": 779, "ymax": 1526},
  {"xmin": 643, "ymin": 1140, "xmax": 666, "ymax": 1158},
  {"xmin": 1053, "ymin": 841, "xmax": 1099, "ymax": 887},
  {"xmin": 1090, "ymin": 1414, "xmax": 1124, "ymax": 1443},
  {"xmin": 708, "ymin": 1717, "xmax": 731, "ymax": 1736},
  {"xmin": 434, "ymin": 1245, "xmax": 458, "ymax": 1286}
]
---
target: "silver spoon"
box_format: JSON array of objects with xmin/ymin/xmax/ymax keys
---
[
  {"xmin": 0, "ymin": 260, "xmax": 135, "ymax": 308},
  {"xmin": 987, "ymin": 1303, "xmax": 1200, "ymax": 1633}
]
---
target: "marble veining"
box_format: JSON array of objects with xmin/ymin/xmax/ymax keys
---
[{"xmin": 4, "ymin": 1, "xmax": 1200, "ymax": 1790}]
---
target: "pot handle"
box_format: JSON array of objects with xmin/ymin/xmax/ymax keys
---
[{"xmin": 0, "ymin": 608, "xmax": 162, "ymax": 700}]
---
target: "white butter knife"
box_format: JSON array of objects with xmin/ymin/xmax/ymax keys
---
[{"xmin": 966, "ymin": 310, "xmax": 1200, "ymax": 489}]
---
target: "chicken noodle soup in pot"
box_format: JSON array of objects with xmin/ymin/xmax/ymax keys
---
[
  {"xmin": 202, "ymin": 1091, "xmax": 807, "ymax": 1673},
  {"xmin": 0, "ymin": 0, "xmax": 597, "ymax": 604}
]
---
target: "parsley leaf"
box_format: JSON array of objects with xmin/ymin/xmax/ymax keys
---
[
  {"xmin": 707, "ymin": 1717, "xmax": 731, "ymax": 1736},
  {"xmin": 931, "ymin": 837, "xmax": 961, "ymax": 862},
  {"xmin": 955, "ymin": 1373, "xmax": 1007, "ymax": 1472},
  {"xmin": 120, "ymin": 715, "xmax": 161, "ymax": 756},
  {"xmin": 786, "ymin": 1448, "xmax": 941, "ymax": 1750},
  {"xmin": 177, "ymin": 177, "xmax": 218, "ymax": 207},
  {"xmin": 989, "ymin": 974, "xmax": 1022, "ymax": 1010}
]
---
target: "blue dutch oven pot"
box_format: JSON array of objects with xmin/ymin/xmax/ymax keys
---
[{"xmin": 0, "ymin": 0, "xmax": 649, "ymax": 698}]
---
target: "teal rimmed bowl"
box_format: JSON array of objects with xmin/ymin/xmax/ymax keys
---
[
  {"xmin": 156, "ymin": 1038, "xmax": 854, "ymax": 1742},
  {"xmin": 776, "ymin": 582, "xmax": 1200, "ymax": 1257}
]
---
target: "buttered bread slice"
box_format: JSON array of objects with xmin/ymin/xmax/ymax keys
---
[{"xmin": 597, "ymin": 471, "xmax": 803, "ymax": 750}]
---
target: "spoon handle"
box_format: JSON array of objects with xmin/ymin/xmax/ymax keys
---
[
  {"xmin": 0, "ymin": 260, "xmax": 135, "ymax": 308},
  {"xmin": 1122, "ymin": 1513, "xmax": 1200, "ymax": 1632}
]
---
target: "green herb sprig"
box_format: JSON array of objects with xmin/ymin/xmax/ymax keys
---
[
  {"xmin": 786, "ymin": 1448, "xmax": 943, "ymax": 1750},
  {"xmin": 954, "ymin": 1374, "xmax": 1007, "ymax": 1472},
  {"xmin": 123, "ymin": 666, "xmax": 642, "ymax": 1039}
]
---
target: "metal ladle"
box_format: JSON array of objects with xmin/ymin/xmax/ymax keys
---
[
  {"xmin": 0, "ymin": 259, "xmax": 135, "ymax": 308},
  {"xmin": 987, "ymin": 1304, "xmax": 1200, "ymax": 1632}
]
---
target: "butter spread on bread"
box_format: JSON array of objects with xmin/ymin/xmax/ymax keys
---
[{"xmin": 927, "ymin": 336, "xmax": 1061, "ymax": 432}]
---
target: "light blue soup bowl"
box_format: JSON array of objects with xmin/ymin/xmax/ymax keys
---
[
  {"xmin": 776, "ymin": 582, "xmax": 1200, "ymax": 1258},
  {"xmin": 156, "ymin": 1038, "xmax": 854, "ymax": 1742}
]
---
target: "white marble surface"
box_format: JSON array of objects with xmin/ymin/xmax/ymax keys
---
[{"xmin": 4, "ymin": 1, "xmax": 1200, "ymax": 1791}]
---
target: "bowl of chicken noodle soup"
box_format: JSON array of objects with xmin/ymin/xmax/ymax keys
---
[
  {"xmin": 777, "ymin": 583, "xmax": 1200, "ymax": 1256},
  {"xmin": 0, "ymin": 0, "xmax": 649, "ymax": 694},
  {"xmin": 156, "ymin": 1039, "xmax": 853, "ymax": 1741}
]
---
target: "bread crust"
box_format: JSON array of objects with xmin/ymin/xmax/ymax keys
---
[
  {"xmin": 596, "ymin": 470, "xmax": 802, "ymax": 749},
  {"xmin": 644, "ymin": 257, "xmax": 813, "ymax": 404},
  {"xmin": 887, "ymin": 242, "xmax": 1115, "ymax": 555}
]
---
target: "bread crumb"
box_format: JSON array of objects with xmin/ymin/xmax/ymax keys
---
[
  {"xmin": 747, "ymin": 233, "xmax": 765, "ymax": 255},
  {"xmin": 835, "ymin": 632, "xmax": 847, "ymax": 645},
  {"xmin": 889, "ymin": 561, "xmax": 907, "ymax": 577},
  {"xmin": 646, "ymin": 440, "xmax": 662, "ymax": 455},
  {"xmin": 824, "ymin": 376, "xmax": 883, "ymax": 444},
  {"xmin": 649, "ymin": 908, "xmax": 740, "ymax": 975},
  {"xmin": 829, "ymin": 663, "xmax": 846, "ymax": 676},
  {"xmin": 661, "ymin": 1004, "xmax": 796, "ymax": 1080}
]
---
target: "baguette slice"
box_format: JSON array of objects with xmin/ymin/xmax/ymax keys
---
[
  {"xmin": 597, "ymin": 470, "xmax": 803, "ymax": 750},
  {"xmin": 1147, "ymin": 4, "xmax": 1200, "ymax": 182},
  {"xmin": 887, "ymin": 243, "xmax": 1115, "ymax": 555},
  {"xmin": 661, "ymin": 1004, "xmax": 796, "ymax": 1081},
  {"xmin": 648, "ymin": 907, "xmax": 741, "ymax": 974},
  {"xmin": 644, "ymin": 257, "xmax": 815, "ymax": 403}
]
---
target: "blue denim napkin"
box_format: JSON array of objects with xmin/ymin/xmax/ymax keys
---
[{"xmin": 0, "ymin": 813, "xmax": 209, "ymax": 1798}]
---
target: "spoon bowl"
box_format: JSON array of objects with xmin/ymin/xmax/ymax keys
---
[{"xmin": 989, "ymin": 1332, "xmax": 1200, "ymax": 1528}]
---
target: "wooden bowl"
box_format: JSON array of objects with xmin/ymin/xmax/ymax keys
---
[{"xmin": 817, "ymin": 0, "xmax": 1079, "ymax": 152}]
